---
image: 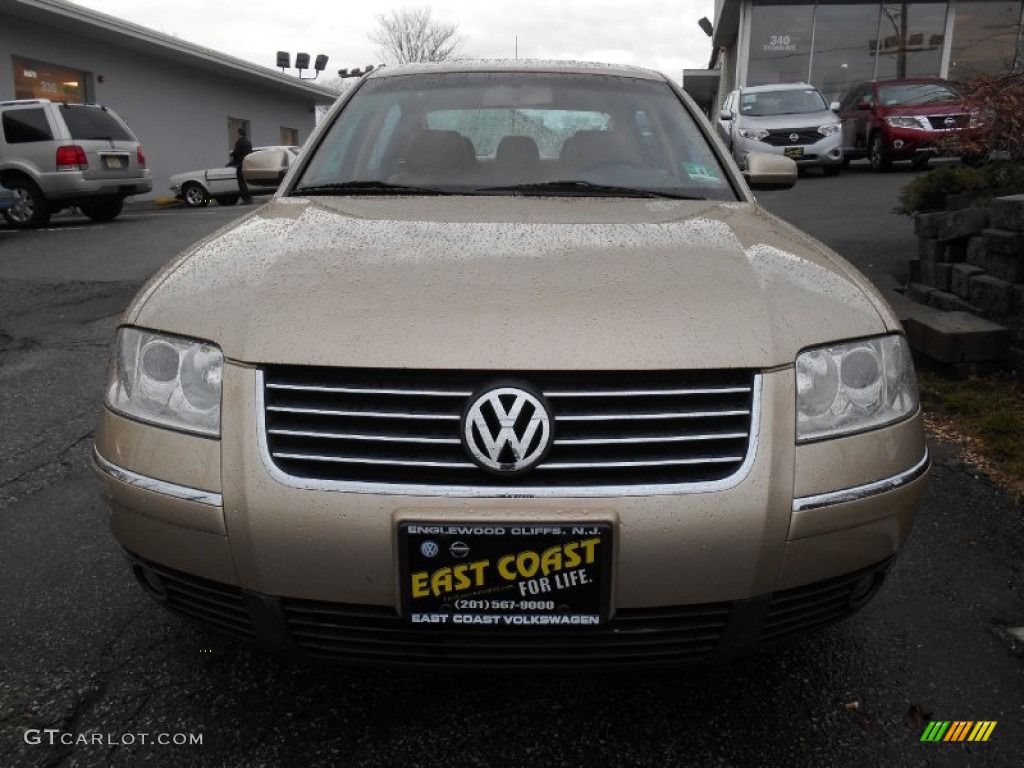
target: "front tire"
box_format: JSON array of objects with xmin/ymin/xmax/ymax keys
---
[
  {"xmin": 2, "ymin": 177, "xmax": 51, "ymax": 228},
  {"xmin": 214, "ymin": 195, "xmax": 239, "ymax": 206},
  {"xmin": 869, "ymin": 133, "xmax": 892, "ymax": 172},
  {"xmin": 79, "ymin": 196, "xmax": 124, "ymax": 222},
  {"xmin": 181, "ymin": 182, "xmax": 209, "ymax": 208}
]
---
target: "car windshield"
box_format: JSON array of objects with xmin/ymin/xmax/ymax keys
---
[
  {"xmin": 739, "ymin": 89, "xmax": 828, "ymax": 116},
  {"xmin": 294, "ymin": 71, "xmax": 737, "ymax": 201},
  {"xmin": 878, "ymin": 83, "xmax": 961, "ymax": 106}
]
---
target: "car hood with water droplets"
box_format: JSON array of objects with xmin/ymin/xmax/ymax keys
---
[{"xmin": 128, "ymin": 196, "xmax": 898, "ymax": 369}]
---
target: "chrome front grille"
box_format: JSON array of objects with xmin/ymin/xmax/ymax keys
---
[
  {"xmin": 260, "ymin": 367, "xmax": 758, "ymax": 493},
  {"xmin": 924, "ymin": 113, "xmax": 968, "ymax": 130},
  {"xmin": 763, "ymin": 129, "xmax": 823, "ymax": 146}
]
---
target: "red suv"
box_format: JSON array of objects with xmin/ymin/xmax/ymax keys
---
[{"xmin": 837, "ymin": 78, "xmax": 980, "ymax": 171}]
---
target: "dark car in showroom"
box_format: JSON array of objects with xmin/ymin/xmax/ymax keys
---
[{"xmin": 837, "ymin": 77, "xmax": 983, "ymax": 171}]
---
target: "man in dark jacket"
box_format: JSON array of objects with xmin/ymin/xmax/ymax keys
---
[{"xmin": 231, "ymin": 128, "xmax": 253, "ymax": 203}]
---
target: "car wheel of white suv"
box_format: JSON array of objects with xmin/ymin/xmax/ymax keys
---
[{"xmin": 2, "ymin": 177, "xmax": 51, "ymax": 229}]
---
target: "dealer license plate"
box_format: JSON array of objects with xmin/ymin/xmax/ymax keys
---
[
  {"xmin": 398, "ymin": 521, "xmax": 613, "ymax": 627},
  {"xmin": 783, "ymin": 146, "xmax": 805, "ymax": 157}
]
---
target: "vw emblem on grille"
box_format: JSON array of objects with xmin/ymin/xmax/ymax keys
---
[
  {"xmin": 462, "ymin": 384, "xmax": 553, "ymax": 474},
  {"xmin": 789, "ymin": 133, "xmax": 800, "ymax": 143}
]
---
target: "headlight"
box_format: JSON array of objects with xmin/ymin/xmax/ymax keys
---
[
  {"xmin": 885, "ymin": 116, "xmax": 923, "ymax": 129},
  {"xmin": 105, "ymin": 327, "xmax": 223, "ymax": 437},
  {"xmin": 817, "ymin": 124, "xmax": 840, "ymax": 137},
  {"xmin": 796, "ymin": 335, "xmax": 919, "ymax": 442},
  {"xmin": 968, "ymin": 109, "xmax": 991, "ymax": 129},
  {"xmin": 738, "ymin": 128, "xmax": 770, "ymax": 141}
]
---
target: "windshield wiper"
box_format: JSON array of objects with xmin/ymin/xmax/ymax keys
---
[
  {"xmin": 476, "ymin": 180, "xmax": 705, "ymax": 200},
  {"xmin": 292, "ymin": 181, "xmax": 450, "ymax": 196}
]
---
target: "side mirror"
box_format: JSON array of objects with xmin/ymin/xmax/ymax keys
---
[
  {"xmin": 719, "ymin": 109, "xmax": 733, "ymax": 121},
  {"xmin": 242, "ymin": 149, "xmax": 290, "ymax": 185},
  {"xmin": 743, "ymin": 152, "xmax": 797, "ymax": 190},
  {"xmin": 830, "ymin": 101, "xmax": 840, "ymax": 112}
]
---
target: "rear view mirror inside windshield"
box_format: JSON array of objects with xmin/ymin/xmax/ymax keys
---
[{"xmin": 483, "ymin": 84, "xmax": 554, "ymax": 107}]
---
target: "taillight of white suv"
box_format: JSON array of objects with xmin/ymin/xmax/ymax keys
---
[{"xmin": 56, "ymin": 145, "xmax": 88, "ymax": 171}]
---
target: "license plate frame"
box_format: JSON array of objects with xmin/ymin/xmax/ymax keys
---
[
  {"xmin": 398, "ymin": 521, "xmax": 613, "ymax": 627},
  {"xmin": 102, "ymin": 154, "xmax": 128, "ymax": 170}
]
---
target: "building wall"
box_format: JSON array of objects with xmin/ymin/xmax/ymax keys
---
[{"xmin": 0, "ymin": 15, "xmax": 321, "ymax": 200}]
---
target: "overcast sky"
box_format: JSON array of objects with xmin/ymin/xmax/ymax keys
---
[{"xmin": 73, "ymin": 0, "xmax": 717, "ymax": 83}]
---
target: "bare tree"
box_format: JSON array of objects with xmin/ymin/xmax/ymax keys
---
[
  {"xmin": 317, "ymin": 76, "xmax": 354, "ymax": 96},
  {"xmin": 369, "ymin": 7, "xmax": 465, "ymax": 65}
]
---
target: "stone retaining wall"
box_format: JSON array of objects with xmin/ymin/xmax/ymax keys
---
[{"xmin": 906, "ymin": 194, "xmax": 1024, "ymax": 373}]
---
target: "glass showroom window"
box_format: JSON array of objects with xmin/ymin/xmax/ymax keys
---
[
  {"xmin": 746, "ymin": 2, "xmax": 968, "ymax": 102},
  {"xmin": 873, "ymin": 3, "xmax": 948, "ymax": 81},
  {"xmin": 949, "ymin": 0, "xmax": 1024, "ymax": 77},
  {"xmin": 747, "ymin": 1, "xmax": 815, "ymax": 85},
  {"xmin": 810, "ymin": 3, "xmax": 885, "ymax": 103}
]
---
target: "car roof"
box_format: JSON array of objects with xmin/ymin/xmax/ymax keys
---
[
  {"xmin": 0, "ymin": 99, "xmax": 110, "ymax": 108},
  {"xmin": 739, "ymin": 82, "xmax": 820, "ymax": 94},
  {"xmin": 865, "ymin": 77, "xmax": 948, "ymax": 86},
  {"xmin": 365, "ymin": 59, "xmax": 667, "ymax": 82}
]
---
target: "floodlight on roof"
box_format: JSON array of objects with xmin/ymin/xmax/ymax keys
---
[{"xmin": 278, "ymin": 50, "xmax": 330, "ymax": 79}]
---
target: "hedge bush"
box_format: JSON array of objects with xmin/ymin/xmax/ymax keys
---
[{"xmin": 895, "ymin": 161, "xmax": 1024, "ymax": 215}]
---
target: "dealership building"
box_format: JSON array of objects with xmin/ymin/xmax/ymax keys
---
[
  {"xmin": 0, "ymin": 0, "xmax": 336, "ymax": 200},
  {"xmin": 698, "ymin": 0, "xmax": 1024, "ymax": 108}
]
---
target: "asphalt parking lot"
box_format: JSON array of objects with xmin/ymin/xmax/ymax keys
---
[{"xmin": 1, "ymin": 171, "xmax": 1022, "ymax": 767}]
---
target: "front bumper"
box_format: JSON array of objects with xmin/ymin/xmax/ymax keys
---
[
  {"xmin": 736, "ymin": 132, "xmax": 843, "ymax": 168},
  {"xmin": 882, "ymin": 124, "xmax": 987, "ymax": 158},
  {"xmin": 120, "ymin": 548, "xmax": 898, "ymax": 667},
  {"xmin": 93, "ymin": 364, "xmax": 929, "ymax": 665}
]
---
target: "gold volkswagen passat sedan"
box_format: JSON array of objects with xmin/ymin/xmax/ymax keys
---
[{"xmin": 93, "ymin": 61, "xmax": 928, "ymax": 667}]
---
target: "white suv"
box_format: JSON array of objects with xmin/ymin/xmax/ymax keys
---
[
  {"xmin": 717, "ymin": 83, "xmax": 843, "ymax": 175},
  {"xmin": 0, "ymin": 99, "xmax": 151, "ymax": 228}
]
